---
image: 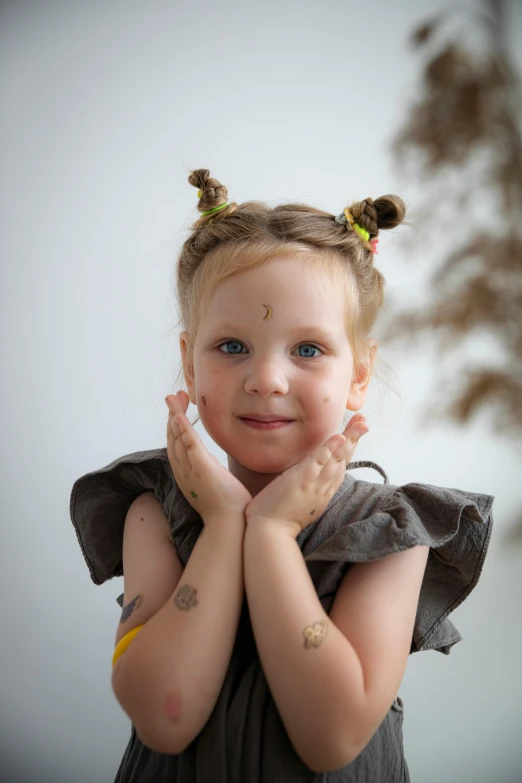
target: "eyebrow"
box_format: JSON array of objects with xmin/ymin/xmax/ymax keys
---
[{"xmin": 207, "ymin": 322, "xmax": 336, "ymax": 339}]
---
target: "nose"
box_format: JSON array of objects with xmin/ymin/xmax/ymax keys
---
[{"xmin": 243, "ymin": 355, "xmax": 290, "ymax": 397}]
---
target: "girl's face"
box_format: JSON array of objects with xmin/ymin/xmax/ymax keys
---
[{"xmin": 181, "ymin": 256, "xmax": 374, "ymax": 496}]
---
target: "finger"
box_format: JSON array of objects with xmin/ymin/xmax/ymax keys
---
[
  {"xmin": 300, "ymin": 436, "xmax": 350, "ymax": 501},
  {"xmin": 166, "ymin": 396, "xmax": 183, "ymax": 438},
  {"xmin": 166, "ymin": 395, "xmax": 189, "ymax": 447},
  {"xmin": 171, "ymin": 413, "xmax": 190, "ymax": 466},
  {"xmin": 177, "ymin": 390, "xmax": 189, "ymax": 410},
  {"xmin": 300, "ymin": 435, "xmax": 344, "ymax": 484},
  {"xmin": 319, "ymin": 436, "xmax": 350, "ymax": 479},
  {"xmin": 166, "ymin": 393, "xmax": 189, "ymax": 442},
  {"xmin": 173, "ymin": 413, "xmax": 203, "ymax": 469},
  {"xmin": 166, "ymin": 396, "xmax": 179, "ymax": 423},
  {"xmin": 344, "ymin": 414, "xmax": 368, "ymax": 437},
  {"xmin": 172, "ymin": 390, "xmax": 188, "ymax": 413},
  {"xmin": 345, "ymin": 416, "xmax": 369, "ymax": 447},
  {"xmin": 167, "ymin": 392, "xmax": 183, "ymax": 413},
  {"xmin": 334, "ymin": 418, "xmax": 369, "ymax": 464},
  {"xmin": 166, "ymin": 409, "xmax": 183, "ymax": 468}
]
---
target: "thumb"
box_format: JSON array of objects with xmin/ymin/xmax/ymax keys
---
[{"xmin": 330, "ymin": 435, "xmax": 346, "ymax": 451}]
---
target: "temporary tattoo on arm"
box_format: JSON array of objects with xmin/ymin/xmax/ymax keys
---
[
  {"xmin": 174, "ymin": 584, "xmax": 199, "ymax": 611},
  {"xmin": 201, "ymin": 395, "xmax": 207, "ymax": 406},
  {"xmin": 322, "ymin": 395, "xmax": 329, "ymax": 404},
  {"xmin": 262, "ymin": 304, "xmax": 272, "ymax": 320},
  {"xmin": 190, "ymin": 490, "xmax": 198, "ymax": 498},
  {"xmin": 303, "ymin": 619, "xmax": 328, "ymax": 649},
  {"xmin": 120, "ymin": 594, "xmax": 143, "ymax": 624},
  {"xmin": 310, "ymin": 509, "xmax": 315, "ymax": 515}
]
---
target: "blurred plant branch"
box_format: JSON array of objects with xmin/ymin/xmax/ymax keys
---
[{"xmin": 380, "ymin": 0, "xmax": 522, "ymax": 542}]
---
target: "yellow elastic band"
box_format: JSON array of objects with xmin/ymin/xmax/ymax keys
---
[{"xmin": 112, "ymin": 624, "xmax": 145, "ymax": 667}]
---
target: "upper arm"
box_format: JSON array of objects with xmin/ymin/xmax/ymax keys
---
[
  {"xmin": 329, "ymin": 544, "xmax": 430, "ymax": 762},
  {"xmin": 113, "ymin": 491, "xmax": 184, "ymax": 654}
]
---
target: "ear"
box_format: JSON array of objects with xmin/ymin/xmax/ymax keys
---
[
  {"xmin": 179, "ymin": 331, "xmax": 198, "ymax": 406},
  {"xmin": 346, "ymin": 338, "xmax": 378, "ymax": 412}
]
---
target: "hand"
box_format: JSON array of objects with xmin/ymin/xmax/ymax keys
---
[
  {"xmin": 165, "ymin": 391, "xmax": 252, "ymax": 527},
  {"xmin": 244, "ymin": 414, "xmax": 369, "ymax": 538}
]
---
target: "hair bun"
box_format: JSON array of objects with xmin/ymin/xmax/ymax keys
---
[
  {"xmin": 188, "ymin": 168, "xmax": 229, "ymax": 214},
  {"xmin": 373, "ymin": 195, "xmax": 406, "ymax": 231},
  {"xmin": 348, "ymin": 195, "xmax": 406, "ymax": 237}
]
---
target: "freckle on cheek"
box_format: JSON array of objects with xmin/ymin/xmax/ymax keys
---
[{"xmin": 164, "ymin": 693, "xmax": 182, "ymax": 723}]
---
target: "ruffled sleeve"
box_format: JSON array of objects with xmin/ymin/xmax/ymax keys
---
[
  {"xmin": 304, "ymin": 479, "xmax": 494, "ymax": 655},
  {"xmin": 69, "ymin": 447, "xmax": 185, "ymax": 609}
]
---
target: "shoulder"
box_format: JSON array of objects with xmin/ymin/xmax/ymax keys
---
[
  {"xmin": 70, "ymin": 446, "xmax": 178, "ymax": 586},
  {"xmin": 312, "ymin": 474, "xmax": 493, "ymax": 655}
]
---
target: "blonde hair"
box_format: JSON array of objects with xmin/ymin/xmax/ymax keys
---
[{"xmin": 172, "ymin": 168, "xmax": 406, "ymax": 427}]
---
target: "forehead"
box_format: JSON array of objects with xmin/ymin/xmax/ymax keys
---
[{"xmin": 202, "ymin": 257, "xmax": 346, "ymax": 329}]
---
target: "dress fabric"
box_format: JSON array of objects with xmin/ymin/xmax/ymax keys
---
[{"xmin": 70, "ymin": 448, "xmax": 494, "ymax": 782}]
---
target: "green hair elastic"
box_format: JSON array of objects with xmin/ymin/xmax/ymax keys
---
[
  {"xmin": 353, "ymin": 223, "xmax": 370, "ymax": 242},
  {"xmin": 335, "ymin": 207, "xmax": 371, "ymax": 243},
  {"xmin": 197, "ymin": 188, "xmax": 230, "ymax": 216},
  {"xmin": 201, "ymin": 202, "xmax": 229, "ymax": 216}
]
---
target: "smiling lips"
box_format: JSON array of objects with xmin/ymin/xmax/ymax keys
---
[
  {"xmin": 239, "ymin": 417, "xmax": 294, "ymax": 430},
  {"xmin": 239, "ymin": 414, "xmax": 294, "ymax": 422}
]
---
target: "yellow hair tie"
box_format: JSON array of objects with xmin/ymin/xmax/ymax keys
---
[
  {"xmin": 112, "ymin": 624, "xmax": 145, "ymax": 667},
  {"xmin": 197, "ymin": 189, "xmax": 203, "ymax": 198}
]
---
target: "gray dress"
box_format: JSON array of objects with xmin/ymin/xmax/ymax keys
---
[{"xmin": 69, "ymin": 448, "xmax": 494, "ymax": 782}]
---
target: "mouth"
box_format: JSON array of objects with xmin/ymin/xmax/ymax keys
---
[
  {"xmin": 238, "ymin": 414, "xmax": 294, "ymax": 422},
  {"xmin": 238, "ymin": 418, "xmax": 294, "ymax": 430}
]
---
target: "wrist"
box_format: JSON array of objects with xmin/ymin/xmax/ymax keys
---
[
  {"xmin": 201, "ymin": 511, "xmax": 246, "ymax": 532},
  {"xmin": 245, "ymin": 515, "xmax": 301, "ymax": 540}
]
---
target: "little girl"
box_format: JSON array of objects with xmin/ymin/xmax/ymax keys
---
[{"xmin": 70, "ymin": 168, "xmax": 494, "ymax": 782}]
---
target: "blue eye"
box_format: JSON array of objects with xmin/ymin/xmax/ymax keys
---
[
  {"xmin": 218, "ymin": 340, "xmax": 245, "ymax": 355},
  {"xmin": 297, "ymin": 344, "xmax": 322, "ymax": 358},
  {"xmin": 217, "ymin": 341, "xmax": 323, "ymax": 358}
]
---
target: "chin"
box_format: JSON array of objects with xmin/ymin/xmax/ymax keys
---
[{"xmin": 234, "ymin": 450, "xmax": 297, "ymax": 475}]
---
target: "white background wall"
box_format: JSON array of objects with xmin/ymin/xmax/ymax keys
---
[{"xmin": 2, "ymin": 1, "xmax": 521, "ymax": 781}]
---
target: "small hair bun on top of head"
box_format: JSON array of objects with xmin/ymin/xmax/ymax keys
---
[
  {"xmin": 336, "ymin": 195, "xmax": 406, "ymax": 254},
  {"xmin": 373, "ymin": 195, "xmax": 406, "ymax": 231},
  {"xmin": 347, "ymin": 196, "xmax": 406, "ymax": 236},
  {"xmin": 188, "ymin": 168, "xmax": 230, "ymax": 218}
]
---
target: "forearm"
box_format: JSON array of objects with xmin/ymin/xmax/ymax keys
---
[
  {"xmin": 114, "ymin": 517, "xmax": 245, "ymax": 755},
  {"xmin": 243, "ymin": 521, "xmax": 365, "ymax": 773}
]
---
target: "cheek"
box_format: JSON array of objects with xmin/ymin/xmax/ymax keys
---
[
  {"xmin": 312, "ymin": 388, "xmax": 343, "ymax": 420},
  {"xmin": 306, "ymin": 394, "xmax": 347, "ymax": 442},
  {"xmin": 197, "ymin": 394, "xmax": 229, "ymax": 436}
]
